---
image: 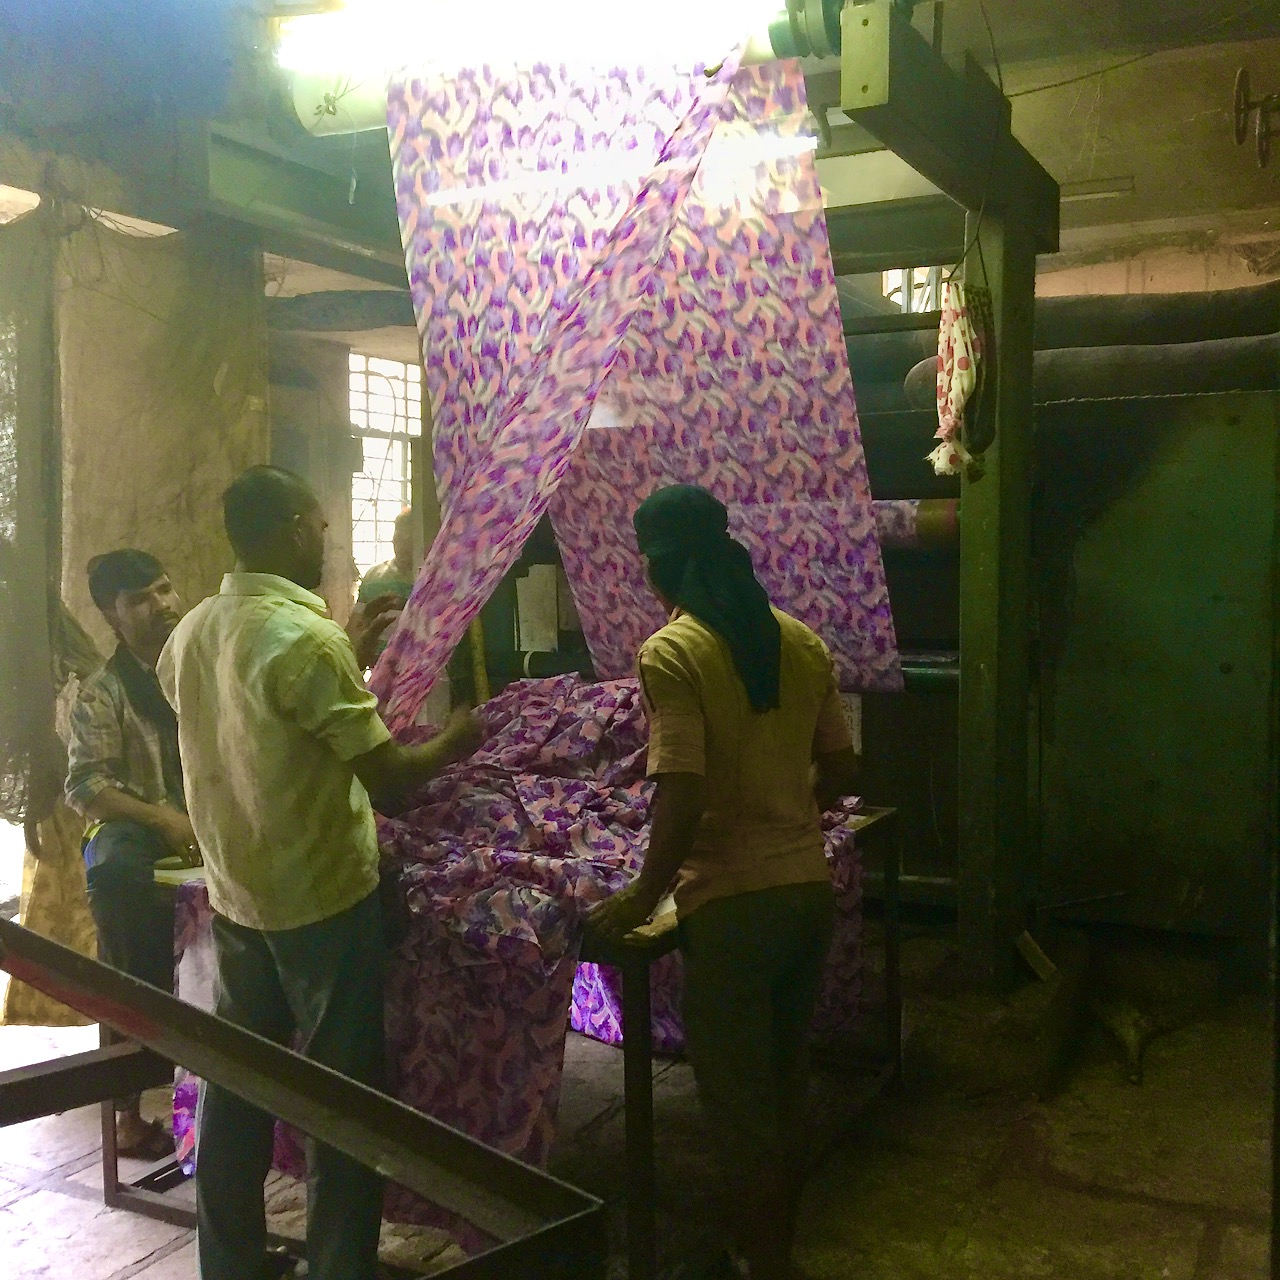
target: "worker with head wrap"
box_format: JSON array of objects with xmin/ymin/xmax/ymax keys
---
[{"xmin": 591, "ymin": 484, "xmax": 860, "ymax": 1280}]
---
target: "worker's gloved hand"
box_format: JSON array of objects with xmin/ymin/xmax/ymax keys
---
[{"xmin": 347, "ymin": 593, "xmax": 404, "ymax": 669}]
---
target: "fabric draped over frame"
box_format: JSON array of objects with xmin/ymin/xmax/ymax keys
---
[{"xmin": 373, "ymin": 57, "xmax": 900, "ymax": 729}]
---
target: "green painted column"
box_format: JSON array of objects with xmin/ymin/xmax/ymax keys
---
[{"xmin": 956, "ymin": 209, "xmax": 1038, "ymax": 991}]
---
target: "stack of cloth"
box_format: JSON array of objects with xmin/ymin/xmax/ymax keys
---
[{"xmin": 174, "ymin": 673, "xmax": 864, "ymax": 1225}]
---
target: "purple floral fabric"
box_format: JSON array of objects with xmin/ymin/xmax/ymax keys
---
[
  {"xmin": 373, "ymin": 59, "xmax": 743, "ymax": 731},
  {"xmin": 172, "ymin": 882, "xmax": 214, "ymax": 1173},
  {"xmin": 172, "ymin": 674, "xmax": 865, "ymax": 1236},
  {"xmin": 373, "ymin": 57, "xmax": 900, "ymax": 729},
  {"xmin": 570, "ymin": 817, "xmax": 863, "ymax": 1051},
  {"xmin": 549, "ymin": 63, "xmax": 900, "ymax": 693},
  {"xmin": 873, "ymin": 499, "xmax": 920, "ymax": 549}
]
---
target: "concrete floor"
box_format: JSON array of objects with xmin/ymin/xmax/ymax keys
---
[
  {"xmin": 0, "ymin": 951, "xmax": 1271, "ymax": 1279},
  {"xmin": 796, "ymin": 1001, "xmax": 1270, "ymax": 1280}
]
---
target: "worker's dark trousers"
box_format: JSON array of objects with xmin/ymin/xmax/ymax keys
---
[
  {"xmin": 84, "ymin": 822, "xmax": 176, "ymax": 1112},
  {"xmin": 678, "ymin": 882, "xmax": 835, "ymax": 1178},
  {"xmin": 195, "ymin": 890, "xmax": 386, "ymax": 1280},
  {"xmin": 84, "ymin": 821, "xmax": 175, "ymax": 993}
]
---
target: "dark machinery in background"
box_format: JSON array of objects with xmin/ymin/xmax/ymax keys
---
[
  {"xmin": 854, "ymin": 278, "xmax": 1280, "ymax": 949},
  {"xmin": 447, "ymin": 518, "xmax": 595, "ymax": 706},
  {"xmin": 1234, "ymin": 66, "xmax": 1279, "ymax": 169},
  {"xmin": 465, "ymin": 278, "xmax": 1280, "ymax": 956}
]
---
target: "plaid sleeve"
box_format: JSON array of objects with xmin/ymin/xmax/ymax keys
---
[{"xmin": 65, "ymin": 674, "xmax": 127, "ymax": 814}]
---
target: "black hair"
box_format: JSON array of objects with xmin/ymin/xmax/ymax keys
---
[
  {"xmin": 87, "ymin": 549, "xmax": 167, "ymax": 613},
  {"xmin": 222, "ymin": 465, "xmax": 318, "ymax": 559}
]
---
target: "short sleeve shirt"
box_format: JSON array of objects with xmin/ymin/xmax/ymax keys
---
[
  {"xmin": 158, "ymin": 573, "xmax": 391, "ymax": 931},
  {"xmin": 638, "ymin": 607, "xmax": 853, "ymax": 915}
]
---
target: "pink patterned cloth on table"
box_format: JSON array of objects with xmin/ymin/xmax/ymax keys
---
[
  {"xmin": 172, "ymin": 882, "xmax": 214, "ymax": 1172},
  {"xmin": 372, "ymin": 57, "xmax": 744, "ymax": 731},
  {"xmin": 549, "ymin": 63, "xmax": 900, "ymax": 693},
  {"xmin": 570, "ymin": 814, "xmax": 862, "ymax": 1052},
  {"xmin": 172, "ymin": 675, "xmax": 865, "ymax": 1233}
]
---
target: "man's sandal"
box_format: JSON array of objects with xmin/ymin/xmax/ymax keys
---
[{"xmin": 117, "ymin": 1119, "xmax": 174, "ymax": 1161}]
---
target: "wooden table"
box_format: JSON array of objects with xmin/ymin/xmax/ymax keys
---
[{"xmin": 579, "ymin": 805, "xmax": 903, "ymax": 1280}]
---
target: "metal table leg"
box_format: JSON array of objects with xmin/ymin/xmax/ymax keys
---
[
  {"xmin": 100, "ymin": 1024, "xmax": 122, "ymax": 1207},
  {"xmin": 884, "ymin": 813, "xmax": 903, "ymax": 1085},
  {"xmin": 620, "ymin": 953, "xmax": 656, "ymax": 1280}
]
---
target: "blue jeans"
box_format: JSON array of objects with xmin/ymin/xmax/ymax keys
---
[
  {"xmin": 84, "ymin": 821, "xmax": 174, "ymax": 993},
  {"xmin": 195, "ymin": 890, "xmax": 387, "ymax": 1280}
]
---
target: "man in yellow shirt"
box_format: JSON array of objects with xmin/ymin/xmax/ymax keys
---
[
  {"xmin": 159, "ymin": 466, "xmax": 481, "ymax": 1280},
  {"xmin": 592, "ymin": 485, "xmax": 859, "ymax": 1280}
]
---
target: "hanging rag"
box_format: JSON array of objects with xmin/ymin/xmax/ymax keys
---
[{"xmin": 929, "ymin": 280, "xmax": 982, "ymax": 475}]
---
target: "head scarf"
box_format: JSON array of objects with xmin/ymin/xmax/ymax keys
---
[{"xmin": 633, "ymin": 485, "xmax": 781, "ymax": 713}]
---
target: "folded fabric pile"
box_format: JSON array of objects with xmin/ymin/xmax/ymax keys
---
[{"xmin": 175, "ymin": 673, "xmax": 864, "ymax": 1239}]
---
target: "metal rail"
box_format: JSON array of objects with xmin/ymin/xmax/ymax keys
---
[{"xmin": 0, "ymin": 918, "xmax": 604, "ymax": 1280}]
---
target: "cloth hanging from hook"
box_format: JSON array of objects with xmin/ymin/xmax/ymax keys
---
[{"xmin": 928, "ymin": 280, "xmax": 983, "ymax": 475}]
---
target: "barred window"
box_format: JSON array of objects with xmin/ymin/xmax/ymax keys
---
[{"xmin": 348, "ymin": 353, "xmax": 421, "ymax": 577}]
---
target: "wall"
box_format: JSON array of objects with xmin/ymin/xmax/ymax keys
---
[
  {"xmin": 1036, "ymin": 392, "xmax": 1278, "ymax": 939},
  {"xmin": 58, "ymin": 219, "xmax": 269, "ymax": 649},
  {"xmin": 1037, "ymin": 244, "xmax": 1280, "ymax": 298},
  {"xmin": 267, "ymin": 332, "xmax": 358, "ymax": 624}
]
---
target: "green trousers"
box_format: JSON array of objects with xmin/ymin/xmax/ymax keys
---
[{"xmin": 678, "ymin": 880, "xmax": 835, "ymax": 1176}]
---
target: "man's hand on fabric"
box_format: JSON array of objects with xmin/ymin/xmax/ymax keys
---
[
  {"xmin": 347, "ymin": 594, "xmax": 404, "ymax": 669},
  {"xmin": 155, "ymin": 807, "xmax": 200, "ymax": 864},
  {"xmin": 353, "ymin": 709, "xmax": 485, "ymax": 816},
  {"xmin": 588, "ymin": 881, "xmax": 661, "ymax": 944},
  {"xmin": 439, "ymin": 707, "xmax": 485, "ymax": 763}
]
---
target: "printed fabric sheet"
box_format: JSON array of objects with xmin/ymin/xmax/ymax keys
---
[
  {"xmin": 172, "ymin": 675, "xmax": 864, "ymax": 1234},
  {"xmin": 373, "ymin": 55, "xmax": 899, "ymax": 730},
  {"xmin": 549, "ymin": 63, "xmax": 899, "ymax": 692}
]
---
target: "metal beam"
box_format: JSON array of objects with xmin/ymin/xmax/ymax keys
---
[
  {"xmin": 0, "ymin": 1043, "xmax": 172, "ymax": 1126},
  {"xmin": 827, "ymin": 194, "xmax": 967, "ymax": 275},
  {"xmin": 0, "ymin": 124, "xmax": 409, "ymax": 289},
  {"xmin": 0, "ymin": 917, "xmax": 603, "ymax": 1275},
  {"xmin": 839, "ymin": 0, "xmax": 1059, "ymax": 251},
  {"xmin": 268, "ymin": 289, "xmax": 414, "ymax": 331},
  {"xmin": 956, "ymin": 210, "xmax": 1038, "ymax": 992},
  {"xmin": 204, "ymin": 127, "xmax": 408, "ymax": 287}
]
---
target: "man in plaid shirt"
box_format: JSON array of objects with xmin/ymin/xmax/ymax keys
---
[{"xmin": 66, "ymin": 549, "xmax": 194, "ymax": 1159}]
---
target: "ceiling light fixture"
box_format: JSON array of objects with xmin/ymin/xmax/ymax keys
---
[{"xmin": 275, "ymin": 0, "xmax": 845, "ymax": 135}]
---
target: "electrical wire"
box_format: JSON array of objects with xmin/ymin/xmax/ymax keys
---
[
  {"xmin": 945, "ymin": 0, "xmax": 1266, "ymax": 283},
  {"xmin": 1008, "ymin": 0, "xmax": 1272, "ymax": 99},
  {"xmin": 945, "ymin": 0, "xmax": 1003, "ymax": 284}
]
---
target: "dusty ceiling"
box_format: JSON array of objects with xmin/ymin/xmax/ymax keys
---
[
  {"xmin": 941, "ymin": 0, "xmax": 1274, "ymax": 67},
  {"xmin": 272, "ymin": 0, "xmax": 1280, "ymax": 358}
]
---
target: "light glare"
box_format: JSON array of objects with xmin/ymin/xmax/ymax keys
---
[{"xmin": 276, "ymin": 0, "xmax": 781, "ymax": 77}]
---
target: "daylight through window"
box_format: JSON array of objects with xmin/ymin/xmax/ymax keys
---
[{"xmin": 348, "ymin": 352, "xmax": 421, "ymax": 578}]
